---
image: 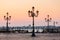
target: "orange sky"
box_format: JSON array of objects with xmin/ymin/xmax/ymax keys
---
[{"xmin": 0, "ymin": 0, "xmax": 60, "ymax": 26}]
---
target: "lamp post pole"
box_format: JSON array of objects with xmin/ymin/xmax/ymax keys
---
[
  {"xmin": 4, "ymin": 12, "xmax": 11, "ymax": 32},
  {"xmin": 45, "ymin": 15, "xmax": 52, "ymax": 32},
  {"xmin": 53, "ymin": 21, "xmax": 58, "ymax": 27},
  {"xmin": 28, "ymin": 6, "xmax": 39, "ymax": 37}
]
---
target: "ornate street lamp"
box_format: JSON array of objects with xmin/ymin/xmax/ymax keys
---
[
  {"xmin": 45, "ymin": 15, "xmax": 52, "ymax": 32},
  {"xmin": 28, "ymin": 6, "xmax": 39, "ymax": 37},
  {"xmin": 4, "ymin": 12, "xmax": 11, "ymax": 32}
]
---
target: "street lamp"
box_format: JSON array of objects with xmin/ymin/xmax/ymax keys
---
[
  {"xmin": 45, "ymin": 15, "xmax": 52, "ymax": 32},
  {"xmin": 53, "ymin": 21, "xmax": 58, "ymax": 27},
  {"xmin": 4, "ymin": 12, "xmax": 11, "ymax": 32},
  {"xmin": 28, "ymin": 6, "xmax": 39, "ymax": 37}
]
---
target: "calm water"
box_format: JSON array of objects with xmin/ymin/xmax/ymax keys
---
[{"xmin": 0, "ymin": 33, "xmax": 60, "ymax": 40}]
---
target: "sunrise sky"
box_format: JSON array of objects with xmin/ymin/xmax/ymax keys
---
[{"xmin": 0, "ymin": 0, "xmax": 60, "ymax": 27}]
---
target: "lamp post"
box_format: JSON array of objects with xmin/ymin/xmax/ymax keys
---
[
  {"xmin": 45, "ymin": 15, "xmax": 52, "ymax": 32},
  {"xmin": 53, "ymin": 21, "xmax": 58, "ymax": 27},
  {"xmin": 28, "ymin": 6, "xmax": 39, "ymax": 37},
  {"xmin": 4, "ymin": 12, "xmax": 11, "ymax": 32}
]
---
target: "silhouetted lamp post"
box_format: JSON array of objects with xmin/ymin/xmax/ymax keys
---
[
  {"xmin": 28, "ymin": 6, "xmax": 39, "ymax": 37},
  {"xmin": 45, "ymin": 15, "xmax": 52, "ymax": 32},
  {"xmin": 4, "ymin": 12, "xmax": 11, "ymax": 32},
  {"xmin": 53, "ymin": 21, "xmax": 58, "ymax": 27}
]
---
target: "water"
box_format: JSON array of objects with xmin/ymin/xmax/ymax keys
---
[{"xmin": 0, "ymin": 33, "xmax": 60, "ymax": 40}]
